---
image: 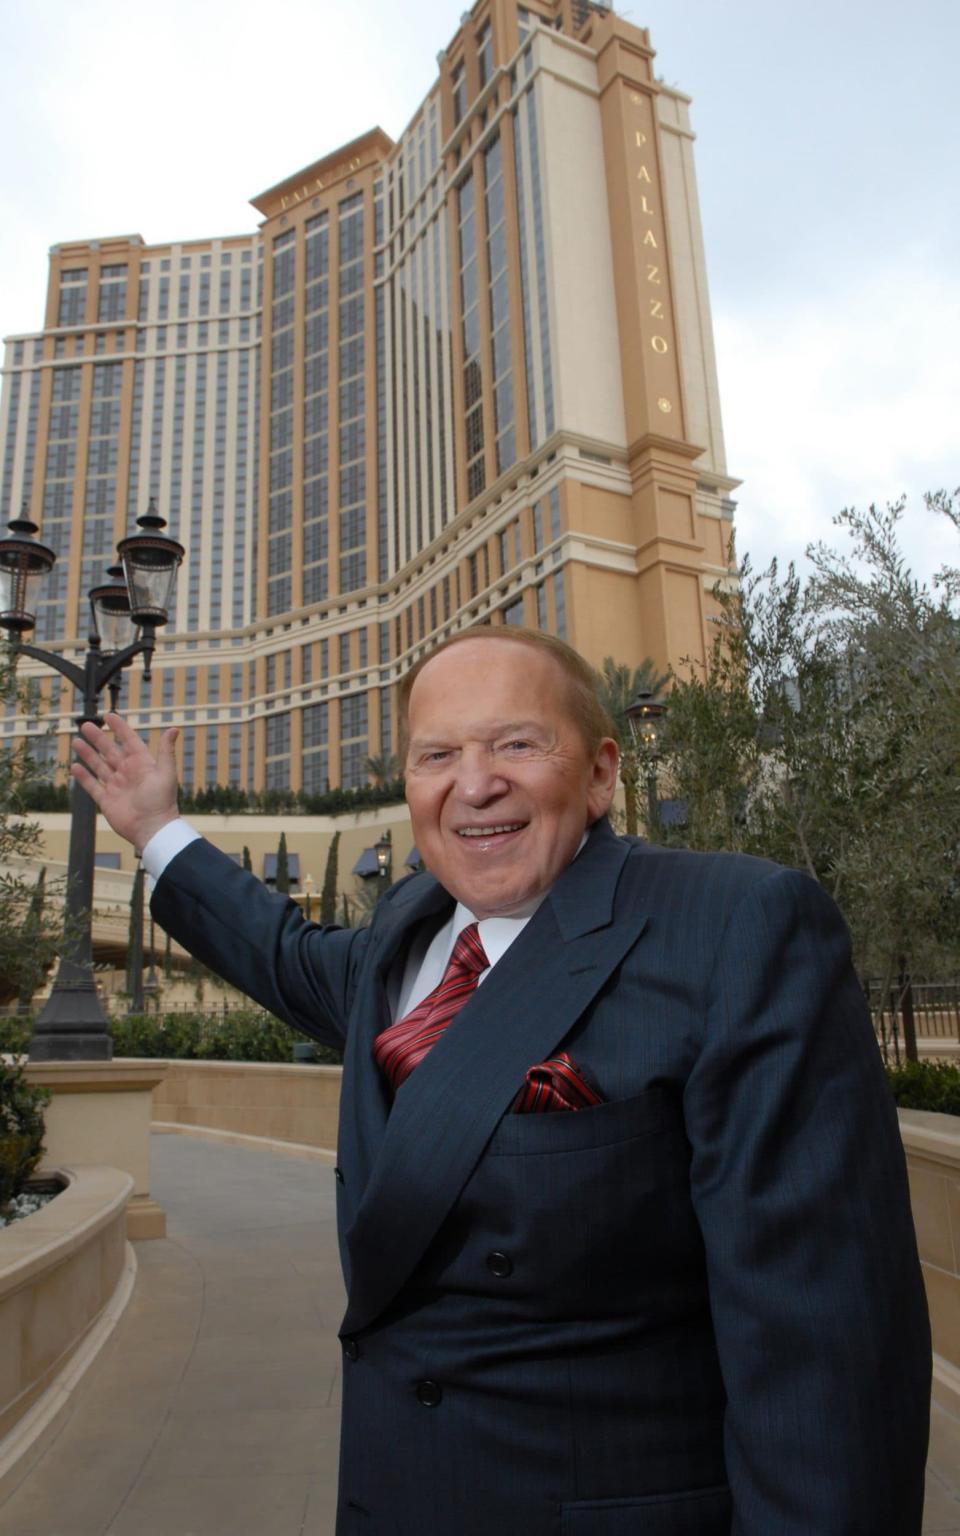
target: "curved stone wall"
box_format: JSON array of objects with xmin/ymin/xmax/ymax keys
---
[
  {"xmin": 0, "ymin": 1165, "xmax": 133, "ymax": 1451},
  {"xmin": 152, "ymin": 1059, "xmax": 342, "ymax": 1153}
]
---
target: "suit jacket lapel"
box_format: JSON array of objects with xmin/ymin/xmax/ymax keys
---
[
  {"xmin": 334, "ymin": 872, "xmax": 453, "ymax": 1285},
  {"xmin": 341, "ymin": 821, "xmax": 647, "ymax": 1334}
]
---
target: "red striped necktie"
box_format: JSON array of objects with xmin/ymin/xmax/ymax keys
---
[{"xmin": 374, "ymin": 923, "xmax": 489, "ymax": 1093}]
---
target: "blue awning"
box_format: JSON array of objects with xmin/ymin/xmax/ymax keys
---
[
  {"xmin": 263, "ymin": 851, "xmax": 301, "ymax": 883},
  {"xmin": 404, "ymin": 845, "xmax": 421, "ymax": 869},
  {"xmin": 352, "ymin": 848, "xmax": 380, "ymax": 877}
]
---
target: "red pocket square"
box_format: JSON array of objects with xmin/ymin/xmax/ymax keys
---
[{"xmin": 511, "ymin": 1051, "xmax": 603, "ymax": 1114}]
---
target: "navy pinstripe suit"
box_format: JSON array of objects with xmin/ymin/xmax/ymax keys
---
[{"xmin": 152, "ymin": 817, "xmax": 930, "ymax": 1534}]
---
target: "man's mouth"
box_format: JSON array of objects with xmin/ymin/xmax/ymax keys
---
[{"xmin": 456, "ymin": 822, "xmax": 526, "ymax": 838}]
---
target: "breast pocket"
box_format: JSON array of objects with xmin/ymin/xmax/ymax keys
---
[
  {"xmin": 560, "ymin": 1485, "xmax": 731, "ymax": 1535},
  {"xmin": 485, "ymin": 1083, "xmax": 681, "ymax": 1158},
  {"xmin": 447, "ymin": 1088, "xmax": 702, "ymax": 1315}
]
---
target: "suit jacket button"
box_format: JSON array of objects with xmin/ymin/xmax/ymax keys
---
[
  {"xmin": 343, "ymin": 1336, "xmax": 359, "ymax": 1361},
  {"xmin": 334, "ymin": 1166, "xmax": 345, "ymax": 1184},
  {"xmin": 416, "ymin": 1379, "xmax": 442, "ymax": 1407},
  {"xmin": 486, "ymin": 1250, "xmax": 513, "ymax": 1278}
]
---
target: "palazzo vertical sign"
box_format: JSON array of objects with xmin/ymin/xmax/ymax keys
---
[{"xmin": 621, "ymin": 85, "xmax": 683, "ymax": 439}]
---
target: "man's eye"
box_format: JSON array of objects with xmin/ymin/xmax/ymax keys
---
[
  {"xmin": 425, "ymin": 749, "xmax": 452, "ymax": 762},
  {"xmin": 503, "ymin": 739, "xmax": 532, "ymax": 752}
]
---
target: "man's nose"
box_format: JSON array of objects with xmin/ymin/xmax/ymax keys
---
[{"xmin": 454, "ymin": 749, "xmax": 508, "ymax": 805}]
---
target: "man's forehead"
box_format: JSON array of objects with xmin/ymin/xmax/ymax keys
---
[
  {"xmin": 412, "ymin": 637, "xmax": 563, "ymax": 693},
  {"xmin": 408, "ymin": 715, "xmax": 552, "ymax": 745}
]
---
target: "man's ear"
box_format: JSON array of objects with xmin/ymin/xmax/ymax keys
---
[{"xmin": 587, "ymin": 737, "xmax": 620, "ymax": 822}]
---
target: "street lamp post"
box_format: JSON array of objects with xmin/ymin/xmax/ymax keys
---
[
  {"xmin": 127, "ymin": 864, "xmax": 146, "ymax": 1015},
  {"xmin": 374, "ymin": 831, "xmax": 393, "ymax": 899},
  {"xmin": 0, "ymin": 500, "xmax": 184, "ymax": 1061},
  {"xmin": 624, "ymin": 688, "xmax": 666, "ymax": 839}
]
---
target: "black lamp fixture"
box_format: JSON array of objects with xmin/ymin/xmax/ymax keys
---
[
  {"xmin": 88, "ymin": 563, "xmax": 136, "ymax": 654},
  {"xmin": 117, "ymin": 497, "xmax": 185, "ymax": 644},
  {"xmin": 624, "ymin": 688, "xmax": 666, "ymax": 836},
  {"xmin": 0, "ymin": 511, "xmax": 55, "ymax": 633},
  {"xmin": 0, "ymin": 498, "xmax": 185, "ymax": 1061},
  {"xmin": 375, "ymin": 830, "xmax": 393, "ymax": 887}
]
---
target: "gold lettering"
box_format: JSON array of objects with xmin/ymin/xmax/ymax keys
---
[
  {"xmin": 639, "ymin": 195, "xmax": 655, "ymax": 215},
  {"xmin": 642, "ymin": 230, "xmax": 658, "ymax": 247},
  {"xmin": 651, "ymin": 335, "xmax": 669, "ymax": 354},
  {"xmin": 634, "ymin": 130, "xmax": 647, "ymax": 146},
  {"xmin": 646, "ymin": 264, "xmax": 661, "ymax": 283},
  {"xmin": 649, "ymin": 299, "xmax": 664, "ymax": 318},
  {"xmin": 636, "ymin": 164, "xmax": 652, "ymax": 182}
]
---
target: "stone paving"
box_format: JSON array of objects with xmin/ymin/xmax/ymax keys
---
[{"xmin": 0, "ymin": 1131, "xmax": 955, "ymax": 1535}]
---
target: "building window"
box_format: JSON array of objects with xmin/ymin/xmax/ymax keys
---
[
  {"xmin": 553, "ymin": 567, "xmax": 567, "ymax": 638},
  {"xmin": 532, "ymin": 502, "xmax": 543, "ymax": 552},
  {"xmin": 338, "ymin": 192, "xmax": 366, "ymax": 594},
  {"xmin": 57, "ymin": 269, "xmax": 87, "ymax": 327},
  {"xmin": 549, "ymin": 486, "xmax": 561, "ymax": 542},
  {"xmin": 458, "ymin": 172, "xmax": 485, "ymax": 501},
  {"xmin": 477, "ymin": 22, "xmax": 493, "ymax": 91},
  {"xmin": 536, "ymin": 582, "xmax": 547, "ymax": 630},
  {"xmin": 484, "ymin": 136, "xmax": 515, "ymax": 476},
  {"xmin": 302, "ymin": 701, "xmax": 329, "ymax": 793},
  {"xmin": 339, "ymin": 691, "xmax": 368, "ymax": 789},
  {"xmin": 503, "ymin": 596, "xmax": 524, "ymax": 626},
  {"xmin": 452, "ymin": 62, "xmax": 466, "ymax": 125},
  {"xmin": 264, "ymin": 711, "xmax": 291, "ymax": 790}
]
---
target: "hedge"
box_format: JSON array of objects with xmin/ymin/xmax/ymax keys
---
[
  {"xmin": 0, "ymin": 1055, "xmax": 50, "ymax": 1209},
  {"xmin": 0, "ymin": 1011, "xmax": 343, "ymax": 1066},
  {"xmin": 885, "ymin": 1061, "xmax": 960, "ymax": 1117}
]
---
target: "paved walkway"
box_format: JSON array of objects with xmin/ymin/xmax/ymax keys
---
[
  {"xmin": 0, "ymin": 1135, "xmax": 343, "ymax": 1536},
  {"xmin": 0, "ymin": 1131, "xmax": 956, "ymax": 1535}
]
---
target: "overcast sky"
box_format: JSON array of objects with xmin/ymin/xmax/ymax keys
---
[{"xmin": 2, "ymin": 0, "xmax": 957, "ymax": 586}]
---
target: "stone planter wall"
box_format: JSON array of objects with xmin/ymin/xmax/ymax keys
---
[
  {"xmin": 899, "ymin": 1108, "xmax": 960, "ymax": 1416},
  {"xmin": 0, "ymin": 1165, "xmax": 133, "ymax": 1456},
  {"xmin": 152, "ymin": 1060, "xmax": 342, "ymax": 1153}
]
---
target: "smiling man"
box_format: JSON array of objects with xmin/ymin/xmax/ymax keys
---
[
  {"xmin": 401, "ymin": 634, "xmax": 618, "ymax": 916},
  {"xmin": 73, "ymin": 625, "xmax": 930, "ymax": 1536}
]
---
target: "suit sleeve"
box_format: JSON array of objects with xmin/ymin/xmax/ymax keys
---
[
  {"xmin": 150, "ymin": 836, "xmax": 367, "ymax": 1048},
  {"xmin": 684, "ymin": 865, "xmax": 930, "ymax": 1535}
]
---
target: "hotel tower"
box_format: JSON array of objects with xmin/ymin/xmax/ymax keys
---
[{"xmin": 0, "ymin": 0, "xmax": 737, "ymax": 795}]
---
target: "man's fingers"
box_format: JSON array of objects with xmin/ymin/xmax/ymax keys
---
[
  {"xmin": 73, "ymin": 730, "xmax": 116, "ymax": 777},
  {"xmin": 69, "ymin": 758, "xmax": 105, "ymax": 806},
  {"xmin": 157, "ymin": 726, "xmax": 180, "ymax": 766},
  {"xmin": 103, "ymin": 712, "xmax": 146, "ymax": 753},
  {"xmin": 77, "ymin": 718, "xmax": 123, "ymax": 769}
]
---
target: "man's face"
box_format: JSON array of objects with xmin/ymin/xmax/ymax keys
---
[{"xmin": 404, "ymin": 640, "xmax": 619, "ymax": 918}]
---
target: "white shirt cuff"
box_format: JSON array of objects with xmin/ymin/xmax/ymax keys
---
[{"xmin": 141, "ymin": 819, "xmax": 202, "ymax": 884}]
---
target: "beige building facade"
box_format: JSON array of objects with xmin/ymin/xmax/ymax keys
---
[{"xmin": 0, "ymin": 0, "xmax": 737, "ymax": 798}]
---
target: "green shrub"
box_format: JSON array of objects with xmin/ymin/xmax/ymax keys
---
[
  {"xmin": 886, "ymin": 1061, "xmax": 960, "ymax": 1117},
  {"xmin": 0, "ymin": 1017, "xmax": 32, "ymax": 1056},
  {"xmin": 0, "ymin": 1057, "xmax": 51, "ymax": 1210},
  {"xmin": 109, "ymin": 1009, "xmax": 343, "ymax": 1066}
]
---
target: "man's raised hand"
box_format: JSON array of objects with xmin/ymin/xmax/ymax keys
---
[{"xmin": 71, "ymin": 713, "xmax": 180, "ymax": 852}]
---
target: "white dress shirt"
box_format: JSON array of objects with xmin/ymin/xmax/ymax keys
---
[{"xmin": 142, "ymin": 820, "xmax": 582, "ymax": 1022}]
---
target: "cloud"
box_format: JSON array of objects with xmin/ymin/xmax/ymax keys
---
[{"xmin": 714, "ymin": 251, "xmax": 960, "ymax": 584}]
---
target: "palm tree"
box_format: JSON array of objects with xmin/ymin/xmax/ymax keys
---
[
  {"xmin": 364, "ymin": 751, "xmax": 402, "ymax": 788},
  {"xmin": 597, "ymin": 657, "xmax": 671, "ymax": 836}
]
